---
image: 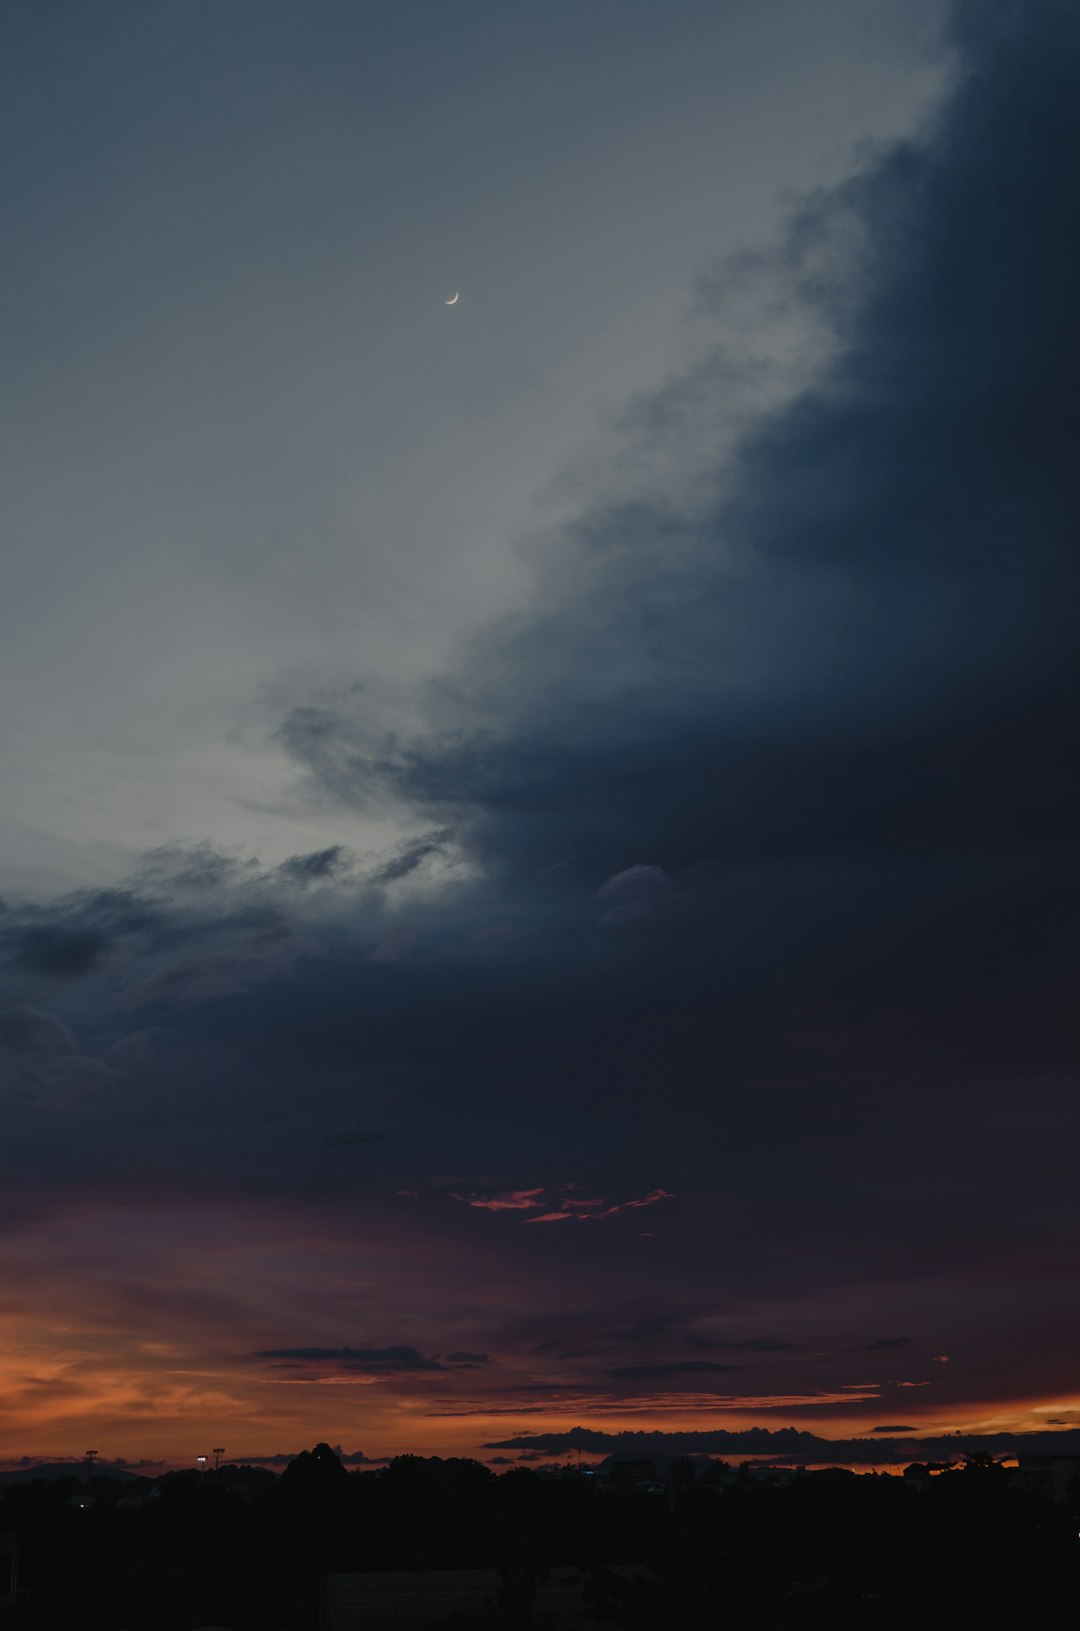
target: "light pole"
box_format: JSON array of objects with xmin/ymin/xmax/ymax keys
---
[
  {"xmin": 84, "ymin": 1449, "xmax": 98, "ymax": 1506},
  {"xmin": 212, "ymin": 1447, "xmax": 225, "ymax": 1475}
]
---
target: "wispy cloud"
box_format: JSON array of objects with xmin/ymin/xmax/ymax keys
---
[{"xmin": 256, "ymin": 1346, "xmax": 448, "ymax": 1375}]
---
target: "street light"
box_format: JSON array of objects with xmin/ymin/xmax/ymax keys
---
[{"xmin": 212, "ymin": 1447, "xmax": 225, "ymax": 1474}]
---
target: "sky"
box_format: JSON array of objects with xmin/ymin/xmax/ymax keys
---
[{"xmin": 1, "ymin": 0, "xmax": 1078, "ymax": 1473}]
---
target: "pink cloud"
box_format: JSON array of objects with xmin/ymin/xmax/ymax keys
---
[
  {"xmin": 449, "ymin": 1182, "xmax": 674, "ymax": 1224},
  {"xmin": 451, "ymin": 1188, "xmax": 545, "ymax": 1212},
  {"xmin": 619, "ymin": 1188, "xmax": 674, "ymax": 1212},
  {"xmin": 525, "ymin": 1187, "xmax": 674, "ymax": 1224}
]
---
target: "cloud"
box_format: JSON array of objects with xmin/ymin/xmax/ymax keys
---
[
  {"xmin": 483, "ymin": 1426, "xmax": 1080, "ymax": 1467},
  {"xmin": 864, "ymin": 1338, "xmax": 912, "ymax": 1351},
  {"xmin": 445, "ymin": 1352, "xmax": 491, "ymax": 1366},
  {"xmin": 369, "ymin": 829, "xmax": 454, "ymax": 885},
  {"xmin": 0, "ymin": 1006, "xmax": 77, "ymax": 1063},
  {"xmin": 526, "ymin": 1188, "xmax": 673, "ymax": 1224},
  {"xmin": 136, "ymin": 844, "xmax": 255, "ymax": 893},
  {"xmin": 685, "ymin": 1337, "xmax": 799, "ymax": 1354},
  {"xmin": 256, "ymin": 1346, "xmax": 448, "ymax": 1374},
  {"xmin": 595, "ymin": 867, "xmax": 674, "ymax": 902},
  {"xmin": 278, "ymin": 846, "xmax": 352, "ymax": 886},
  {"xmin": 607, "ymin": 1360, "xmax": 739, "ymax": 1380},
  {"xmin": 447, "ymin": 1185, "xmax": 673, "ymax": 1224},
  {"xmin": 872, "ymin": 1425, "xmax": 916, "ymax": 1433},
  {"xmin": 594, "ymin": 865, "xmax": 679, "ymax": 929},
  {"xmin": 616, "ymin": 1190, "xmax": 673, "ymax": 1214},
  {"xmin": 11, "ymin": 926, "xmax": 107, "ymax": 977},
  {"xmin": 451, "ymin": 1189, "xmax": 546, "ymax": 1213}
]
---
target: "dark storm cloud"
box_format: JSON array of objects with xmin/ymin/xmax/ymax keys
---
[
  {"xmin": 256, "ymin": 1346, "xmax": 448, "ymax": 1373},
  {"xmin": 0, "ymin": 1007, "xmax": 75, "ymax": 1056},
  {"xmin": 607, "ymin": 1360, "xmax": 739, "ymax": 1380},
  {"xmin": 277, "ymin": 846, "xmax": 352, "ymax": 885},
  {"xmin": 136, "ymin": 844, "xmax": 254, "ymax": 893},
  {"xmin": 3, "ymin": 890, "xmax": 163, "ymax": 979},
  {"xmin": 12, "ymin": 926, "xmax": 107, "ymax": 977},
  {"xmin": 369, "ymin": 829, "xmax": 454, "ymax": 885},
  {"xmin": 606, "ymin": 1313, "xmax": 700, "ymax": 1345},
  {"xmin": 484, "ymin": 1427, "xmax": 1080, "ymax": 1467},
  {"xmin": 0, "ymin": 873, "xmax": 293, "ymax": 992},
  {"xmin": 685, "ymin": 1338, "xmax": 799, "ymax": 1354}
]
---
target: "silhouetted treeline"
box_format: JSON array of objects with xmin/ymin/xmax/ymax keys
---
[{"xmin": 0, "ymin": 1446, "xmax": 1076, "ymax": 1629}]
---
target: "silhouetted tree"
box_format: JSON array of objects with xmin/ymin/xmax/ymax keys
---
[
  {"xmin": 279, "ymin": 1441, "xmax": 348, "ymax": 1498},
  {"xmin": 961, "ymin": 1451, "xmax": 1008, "ymax": 1477},
  {"xmin": 277, "ymin": 1440, "xmax": 350, "ymax": 1551}
]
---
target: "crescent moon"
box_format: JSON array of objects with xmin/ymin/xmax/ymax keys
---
[{"xmin": 444, "ymin": 292, "xmax": 460, "ymax": 306}]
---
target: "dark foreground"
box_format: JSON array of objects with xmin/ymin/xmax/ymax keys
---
[{"xmin": 1, "ymin": 1447, "xmax": 1077, "ymax": 1629}]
